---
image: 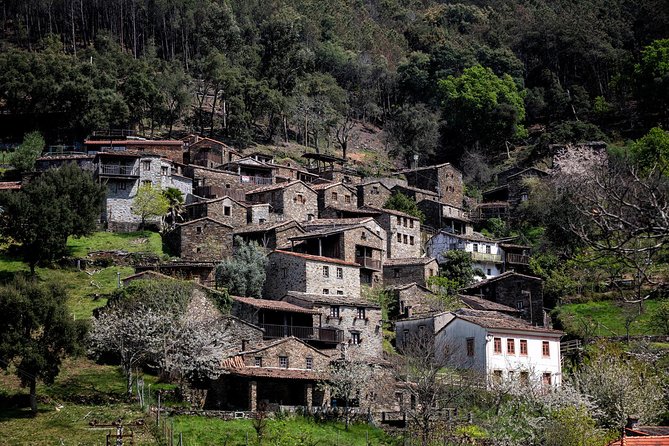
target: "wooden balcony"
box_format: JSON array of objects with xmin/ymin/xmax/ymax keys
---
[
  {"xmin": 356, "ymin": 256, "xmax": 382, "ymax": 271},
  {"xmin": 97, "ymin": 164, "xmax": 139, "ymax": 177},
  {"xmin": 506, "ymin": 253, "xmax": 530, "ymax": 265},
  {"xmin": 241, "ymin": 175, "xmax": 273, "ymax": 185},
  {"xmin": 259, "ymin": 323, "xmax": 343, "ymax": 344},
  {"xmin": 470, "ymin": 251, "xmax": 503, "ymax": 263}
]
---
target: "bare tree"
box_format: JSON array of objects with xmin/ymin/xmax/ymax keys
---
[{"xmin": 320, "ymin": 358, "xmax": 372, "ymax": 430}]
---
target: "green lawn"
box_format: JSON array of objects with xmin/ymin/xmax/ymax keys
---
[
  {"xmin": 555, "ymin": 299, "xmax": 664, "ymax": 337},
  {"xmin": 171, "ymin": 415, "xmax": 397, "ymax": 446},
  {"xmin": 67, "ymin": 231, "xmax": 163, "ymax": 257}
]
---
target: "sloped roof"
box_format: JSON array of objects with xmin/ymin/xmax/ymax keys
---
[
  {"xmin": 361, "ymin": 205, "xmax": 417, "ymax": 219},
  {"xmin": 176, "ymin": 217, "xmax": 233, "ymax": 228},
  {"xmin": 246, "ymin": 180, "xmax": 316, "ymax": 195},
  {"xmin": 384, "ymin": 257, "xmax": 437, "ymax": 267},
  {"xmin": 0, "ymin": 181, "xmax": 22, "ymax": 190},
  {"xmin": 462, "ymin": 271, "xmax": 543, "ymax": 291},
  {"xmin": 607, "ymin": 436, "xmax": 669, "ymax": 445},
  {"xmin": 184, "ymin": 195, "xmax": 250, "ymax": 208},
  {"xmin": 270, "ymin": 250, "xmax": 360, "ymax": 267},
  {"xmin": 458, "ymin": 294, "xmax": 519, "ymax": 313},
  {"xmin": 392, "ymin": 184, "xmax": 440, "ymax": 197},
  {"xmin": 231, "ymin": 296, "xmax": 319, "ymax": 315},
  {"xmin": 304, "ymin": 217, "xmax": 376, "ymax": 229},
  {"xmin": 450, "ymin": 308, "xmax": 562, "ymax": 335},
  {"xmin": 394, "ymin": 162, "xmax": 462, "ymax": 175},
  {"xmin": 283, "ymin": 291, "xmax": 381, "ymax": 308},
  {"xmin": 233, "ymin": 220, "xmax": 304, "ymax": 234}
]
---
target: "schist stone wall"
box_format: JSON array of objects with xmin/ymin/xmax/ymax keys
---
[
  {"xmin": 264, "ymin": 251, "xmax": 361, "ymax": 299},
  {"xmin": 187, "ymin": 197, "xmax": 248, "ymax": 228},
  {"xmin": 375, "ymin": 212, "xmax": 422, "ymax": 259},
  {"xmin": 357, "ymin": 183, "xmax": 392, "ymax": 208},
  {"xmin": 383, "ymin": 259, "xmax": 438, "ymax": 288},
  {"xmin": 165, "ymin": 218, "xmax": 233, "ymax": 261},
  {"xmin": 248, "ymin": 182, "xmax": 318, "ymax": 222},
  {"xmin": 317, "ymin": 183, "xmax": 358, "ymax": 215},
  {"xmin": 400, "ymin": 164, "xmax": 463, "ymax": 208}
]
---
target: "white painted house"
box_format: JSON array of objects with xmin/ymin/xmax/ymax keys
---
[
  {"xmin": 425, "ymin": 230, "xmax": 503, "ymax": 279},
  {"xmin": 396, "ymin": 308, "xmax": 563, "ymax": 389}
]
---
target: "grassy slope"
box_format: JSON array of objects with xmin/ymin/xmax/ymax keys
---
[{"xmin": 555, "ymin": 299, "xmax": 663, "ymax": 337}]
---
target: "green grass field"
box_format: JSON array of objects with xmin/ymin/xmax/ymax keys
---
[{"xmin": 555, "ymin": 298, "xmax": 664, "ymax": 337}]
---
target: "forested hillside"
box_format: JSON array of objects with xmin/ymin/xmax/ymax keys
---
[{"xmin": 1, "ymin": 0, "xmax": 668, "ymax": 165}]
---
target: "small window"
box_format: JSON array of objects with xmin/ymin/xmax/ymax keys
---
[
  {"xmin": 307, "ymin": 214, "xmax": 315, "ymax": 221},
  {"xmin": 397, "ymin": 233, "xmax": 402, "ymax": 243},
  {"xmin": 403, "ymin": 234, "xmax": 408, "ymax": 244},
  {"xmin": 520, "ymin": 371, "xmax": 529, "ymax": 385},
  {"xmin": 196, "ymin": 226, "xmax": 202, "ymax": 233},
  {"xmin": 336, "ymin": 267, "xmax": 343, "ymax": 279},
  {"xmin": 521, "ymin": 193, "xmax": 529, "ymax": 202},
  {"xmin": 323, "ymin": 266, "xmax": 330, "ymax": 278},
  {"xmin": 473, "ymin": 243, "xmax": 478, "ymax": 252},
  {"xmin": 351, "ymin": 332, "xmax": 361, "ymax": 345},
  {"xmin": 119, "ymin": 182, "xmax": 126, "ymax": 190},
  {"xmin": 357, "ymin": 307, "xmax": 366, "ymax": 319},
  {"xmin": 516, "ymin": 300, "xmax": 524, "ymax": 310},
  {"xmin": 323, "ymin": 289, "xmax": 330, "ymax": 295},
  {"xmin": 494, "ymin": 337, "xmax": 502, "ymax": 354},
  {"xmin": 403, "ymin": 329, "xmax": 409, "ymax": 344},
  {"xmin": 279, "ymin": 356, "xmax": 289, "ymax": 368},
  {"xmin": 394, "ymin": 268, "xmax": 400, "ymax": 278},
  {"xmin": 403, "ymin": 217, "xmax": 408, "ymax": 227},
  {"xmin": 542, "ymin": 341, "xmax": 550, "ymax": 357},
  {"xmin": 196, "ymin": 247, "xmax": 201, "ymax": 253},
  {"xmin": 542, "ymin": 373, "xmax": 552, "ymax": 386},
  {"xmin": 336, "ymin": 290, "xmax": 344, "ymax": 295},
  {"xmin": 492, "ymin": 370, "xmax": 503, "ymax": 383},
  {"xmin": 466, "ymin": 338, "xmax": 474, "ymax": 357},
  {"xmin": 487, "ymin": 269, "xmax": 492, "ymax": 276},
  {"xmin": 428, "ymin": 269, "xmax": 434, "ymax": 277},
  {"xmin": 330, "ymin": 306, "xmax": 340, "ymax": 318},
  {"xmin": 409, "ymin": 236, "xmax": 414, "ymax": 245},
  {"xmin": 332, "ymin": 192, "xmax": 338, "ymax": 201},
  {"xmin": 282, "ymin": 268, "xmax": 287, "ymax": 278},
  {"xmin": 520, "ymin": 340, "xmax": 528, "ymax": 356},
  {"xmin": 345, "ymin": 195, "xmax": 351, "ymax": 203},
  {"xmin": 161, "ymin": 166, "xmax": 169, "ymax": 176},
  {"xmin": 142, "ymin": 160, "xmax": 151, "ymax": 171},
  {"xmin": 486, "ymin": 245, "xmax": 491, "ymax": 254},
  {"xmin": 396, "ymin": 216, "xmax": 401, "ymax": 225},
  {"xmin": 306, "ymin": 357, "xmax": 313, "ymax": 370},
  {"xmin": 224, "ymin": 206, "xmax": 231, "ymax": 216},
  {"xmin": 361, "ymin": 231, "xmax": 367, "ymax": 240},
  {"xmin": 372, "ymin": 186, "xmax": 379, "ymax": 195},
  {"xmin": 255, "ymin": 357, "xmax": 262, "ymax": 367},
  {"xmin": 409, "ymin": 219, "xmax": 414, "ymax": 228},
  {"xmin": 507, "ymin": 339, "xmax": 515, "ymax": 355}
]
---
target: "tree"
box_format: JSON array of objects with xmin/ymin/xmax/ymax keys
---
[
  {"xmin": 0, "ymin": 277, "xmax": 85, "ymax": 415},
  {"xmin": 383, "ymin": 192, "xmax": 425, "ymax": 222},
  {"xmin": 9, "ymin": 131, "xmax": 44, "ymax": 173},
  {"xmin": 650, "ymin": 301, "xmax": 669, "ymax": 335},
  {"xmin": 321, "ymin": 358, "xmax": 371, "ymax": 430},
  {"xmin": 439, "ymin": 250, "xmax": 485, "ymax": 290},
  {"xmin": 162, "ymin": 187, "xmax": 185, "ymax": 230},
  {"xmin": 439, "ymin": 64, "xmax": 526, "ymax": 158},
  {"xmin": 635, "ymin": 39, "xmax": 669, "ymax": 126},
  {"xmin": 0, "ymin": 164, "xmax": 105, "ymax": 273},
  {"xmin": 216, "ymin": 237, "xmax": 268, "ymax": 297},
  {"xmin": 386, "ymin": 103, "xmax": 440, "ymax": 165},
  {"xmin": 132, "ymin": 183, "xmax": 169, "ymax": 229},
  {"xmin": 630, "ymin": 127, "xmax": 669, "ymax": 173}
]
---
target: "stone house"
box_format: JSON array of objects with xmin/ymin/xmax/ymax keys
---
[
  {"xmin": 85, "ymin": 138, "xmax": 186, "ymax": 163},
  {"xmin": 499, "ymin": 243, "xmax": 532, "ymax": 274},
  {"xmin": 386, "ymin": 283, "xmax": 444, "ymax": 320},
  {"xmin": 230, "ymin": 296, "xmax": 344, "ymax": 347},
  {"xmin": 366, "ymin": 207, "xmax": 422, "ymax": 259},
  {"xmin": 461, "ymin": 272, "xmax": 546, "ymax": 327},
  {"xmin": 163, "ymin": 217, "xmax": 233, "ymax": 262},
  {"xmin": 220, "ymin": 157, "xmax": 277, "ymax": 187},
  {"xmin": 357, "ymin": 181, "xmax": 393, "ymax": 208},
  {"xmin": 246, "ymin": 180, "xmax": 318, "ymax": 223},
  {"xmin": 95, "ymin": 152, "xmax": 192, "ymax": 231},
  {"xmin": 183, "ymin": 164, "xmax": 248, "ymax": 199},
  {"xmin": 426, "ymin": 230, "xmax": 504, "ymax": 279},
  {"xmin": 183, "ymin": 135, "xmax": 240, "ymax": 167},
  {"xmin": 288, "ymin": 224, "xmax": 386, "ymax": 287},
  {"xmin": 383, "ymin": 257, "xmax": 439, "ymax": 288},
  {"xmin": 134, "ymin": 262, "xmax": 218, "ymax": 287},
  {"xmin": 481, "ymin": 167, "xmax": 549, "ymax": 218},
  {"xmin": 185, "ymin": 196, "xmax": 250, "ymax": 228},
  {"xmin": 264, "ymin": 250, "xmax": 361, "ymax": 300},
  {"xmin": 234, "ymin": 220, "xmax": 305, "ymax": 250},
  {"xmin": 282, "ymin": 291, "xmax": 383, "ymax": 361},
  {"xmin": 397, "ymin": 309, "xmax": 563, "ymax": 389},
  {"xmin": 459, "ymin": 294, "xmax": 521, "ymax": 317},
  {"xmin": 415, "ymin": 199, "xmax": 472, "ymax": 235},
  {"xmin": 312, "ymin": 182, "xmax": 358, "ymax": 217},
  {"xmin": 393, "ymin": 162, "xmax": 463, "ymax": 208},
  {"xmin": 210, "ymin": 337, "xmax": 331, "ymax": 411},
  {"xmin": 36, "ymin": 154, "xmax": 95, "ymax": 172},
  {"xmin": 270, "ymin": 160, "xmax": 319, "ymax": 183}
]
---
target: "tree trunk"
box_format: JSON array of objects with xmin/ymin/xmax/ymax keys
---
[{"xmin": 29, "ymin": 378, "xmax": 37, "ymax": 416}]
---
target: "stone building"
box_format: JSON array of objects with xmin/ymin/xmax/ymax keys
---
[
  {"xmin": 386, "ymin": 283, "xmax": 444, "ymax": 319},
  {"xmin": 85, "ymin": 138, "xmax": 186, "ymax": 163},
  {"xmin": 234, "ymin": 220, "xmax": 305, "ymax": 250},
  {"xmin": 312, "ymin": 182, "xmax": 358, "ymax": 217},
  {"xmin": 383, "ymin": 257, "xmax": 439, "ymax": 288},
  {"xmin": 357, "ymin": 181, "xmax": 393, "ymax": 208},
  {"xmin": 210, "ymin": 337, "xmax": 330, "ymax": 411},
  {"xmin": 36, "ymin": 154, "xmax": 95, "ymax": 172},
  {"xmin": 426, "ymin": 230, "xmax": 504, "ymax": 279},
  {"xmin": 183, "ymin": 165, "xmax": 248, "ymax": 200},
  {"xmin": 480, "ymin": 167, "xmax": 549, "ymax": 219},
  {"xmin": 367, "ymin": 207, "xmax": 422, "ymax": 259},
  {"xmin": 95, "ymin": 152, "xmax": 192, "ymax": 231},
  {"xmin": 461, "ymin": 272, "xmax": 546, "ymax": 327},
  {"xmin": 185, "ymin": 196, "xmax": 250, "ymax": 228},
  {"xmin": 220, "ymin": 157, "xmax": 277, "ymax": 187},
  {"xmin": 246, "ymin": 180, "xmax": 318, "ymax": 223},
  {"xmin": 282, "ymin": 291, "xmax": 383, "ymax": 361},
  {"xmin": 289, "ymin": 224, "xmax": 386, "ymax": 287},
  {"xmin": 264, "ymin": 250, "xmax": 361, "ymax": 300},
  {"xmin": 393, "ymin": 163, "xmax": 463, "ymax": 208},
  {"xmin": 183, "ymin": 135, "xmax": 240, "ymax": 167},
  {"xmin": 163, "ymin": 217, "xmax": 234, "ymax": 261}
]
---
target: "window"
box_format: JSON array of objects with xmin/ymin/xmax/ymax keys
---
[
  {"xmin": 428, "ymin": 269, "xmax": 434, "ymax": 277},
  {"xmin": 323, "ymin": 266, "xmax": 330, "ymax": 277},
  {"xmin": 485, "ymin": 245, "xmax": 491, "ymax": 254},
  {"xmin": 403, "ymin": 217, "xmax": 408, "ymax": 227},
  {"xmin": 224, "ymin": 206, "xmax": 231, "ymax": 216},
  {"xmin": 297, "ymin": 193, "xmax": 304, "ymax": 204},
  {"xmin": 403, "ymin": 329, "xmax": 409, "ymax": 344},
  {"xmin": 254, "ymin": 357, "xmax": 263, "ymax": 367},
  {"xmin": 279, "ymin": 356, "xmax": 289, "ymax": 368},
  {"xmin": 403, "ymin": 234, "xmax": 408, "ymax": 244},
  {"xmin": 507, "ymin": 339, "xmax": 515, "ymax": 355},
  {"xmin": 330, "ymin": 306, "xmax": 340, "ymax": 318},
  {"xmin": 542, "ymin": 341, "xmax": 550, "ymax": 357},
  {"xmin": 397, "ymin": 233, "xmax": 402, "ymax": 243},
  {"xmin": 521, "ymin": 193, "xmax": 529, "ymax": 202},
  {"xmin": 487, "ymin": 269, "xmax": 492, "ymax": 276},
  {"xmin": 351, "ymin": 332, "xmax": 361, "ymax": 345},
  {"xmin": 409, "ymin": 236, "xmax": 414, "ymax": 245},
  {"xmin": 361, "ymin": 231, "xmax": 367, "ymax": 240},
  {"xmin": 142, "ymin": 180, "xmax": 151, "ymax": 186},
  {"xmin": 142, "ymin": 160, "xmax": 151, "ymax": 171},
  {"xmin": 161, "ymin": 166, "xmax": 169, "ymax": 176},
  {"xmin": 119, "ymin": 182, "xmax": 126, "ymax": 190},
  {"xmin": 332, "ymin": 192, "xmax": 338, "ymax": 201},
  {"xmin": 196, "ymin": 247, "xmax": 201, "ymax": 253},
  {"xmin": 396, "ymin": 216, "xmax": 401, "ymax": 225},
  {"xmin": 473, "ymin": 243, "xmax": 478, "ymax": 252},
  {"xmin": 409, "ymin": 219, "xmax": 414, "ymax": 228},
  {"xmin": 372, "ymin": 186, "xmax": 379, "ymax": 195},
  {"xmin": 520, "ymin": 340, "xmax": 528, "ymax": 356},
  {"xmin": 196, "ymin": 226, "xmax": 202, "ymax": 234},
  {"xmin": 345, "ymin": 195, "xmax": 351, "ymax": 203},
  {"xmin": 466, "ymin": 338, "xmax": 475, "ymax": 356},
  {"xmin": 307, "ymin": 214, "xmax": 315, "ymax": 221},
  {"xmin": 542, "ymin": 373, "xmax": 552, "ymax": 386},
  {"xmin": 520, "ymin": 371, "xmax": 529, "ymax": 386},
  {"xmin": 336, "ymin": 267, "xmax": 343, "ymax": 279},
  {"xmin": 492, "ymin": 370, "xmax": 503, "ymax": 383},
  {"xmin": 394, "ymin": 268, "xmax": 400, "ymax": 278},
  {"xmin": 282, "ymin": 268, "xmax": 287, "ymax": 278},
  {"xmin": 323, "ymin": 289, "xmax": 330, "ymax": 295},
  {"xmin": 336, "ymin": 290, "xmax": 344, "ymax": 295},
  {"xmin": 494, "ymin": 337, "xmax": 502, "ymax": 354},
  {"xmin": 357, "ymin": 307, "xmax": 366, "ymax": 319},
  {"xmin": 516, "ymin": 300, "xmax": 524, "ymax": 310},
  {"xmin": 306, "ymin": 357, "xmax": 313, "ymax": 370}
]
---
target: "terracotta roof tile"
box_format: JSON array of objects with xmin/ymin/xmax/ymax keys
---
[
  {"xmin": 0, "ymin": 181, "xmax": 21, "ymax": 190},
  {"xmin": 608, "ymin": 436, "xmax": 669, "ymax": 445},
  {"xmin": 453, "ymin": 308, "xmax": 563, "ymax": 335},
  {"xmin": 271, "ymin": 250, "xmax": 360, "ymax": 267},
  {"xmin": 232, "ymin": 296, "xmax": 319, "ymax": 314}
]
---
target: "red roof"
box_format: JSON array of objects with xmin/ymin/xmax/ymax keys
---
[
  {"xmin": 232, "ymin": 296, "xmax": 319, "ymax": 314},
  {"xmin": 272, "ymin": 250, "xmax": 360, "ymax": 267},
  {"xmin": 608, "ymin": 436, "xmax": 669, "ymax": 445},
  {"xmin": 85, "ymin": 139, "xmax": 184, "ymax": 146},
  {"xmin": 0, "ymin": 181, "xmax": 21, "ymax": 190}
]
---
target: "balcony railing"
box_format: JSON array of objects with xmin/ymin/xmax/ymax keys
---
[
  {"xmin": 470, "ymin": 251, "xmax": 503, "ymax": 263},
  {"xmin": 241, "ymin": 175, "xmax": 273, "ymax": 185},
  {"xmin": 98, "ymin": 164, "xmax": 138, "ymax": 176},
  {"xmin": 355, "ymin": 256, "xmax": 382, "ymax": 270},
  {"xmin": 506, "ymin": 253, "xmax": 530, "ymax": 265},
  {"xmin": 259, "ymin": 324, "xmax": 343, "ymax": 343}
]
